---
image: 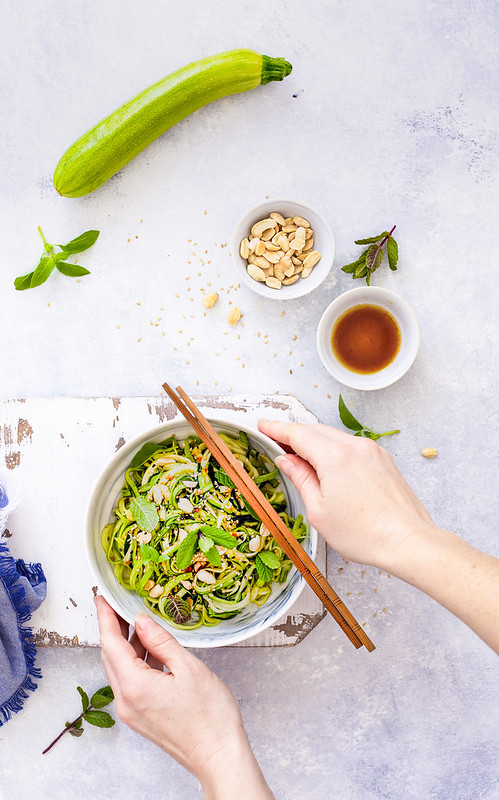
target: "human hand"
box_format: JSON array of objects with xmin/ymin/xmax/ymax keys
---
[
  {"xmin": 258, "ymin": 419, "xmax": 433, "ymax": 572},
  {"xmin": 95, "ymin": 596, "xmax": 274, "ymax": 800}
]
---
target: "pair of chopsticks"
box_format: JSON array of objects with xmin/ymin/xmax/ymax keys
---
[{"xmin": 162, "ymin": 383, "xmax": 375, "ymax": 652}]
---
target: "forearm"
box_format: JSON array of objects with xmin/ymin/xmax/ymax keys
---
[
  {"xmin": 201, "ymin": 731, "xmax": 274, "ymax": 800},
  {"xmin": 385, "ymin": 522, "xmax": 499, "ymax": 653}
]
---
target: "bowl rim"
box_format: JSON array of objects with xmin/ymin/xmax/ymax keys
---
[
  {"xmin": 231, "ymin": 197, "xmax": 335, "ymax": 300},
  {"xmin": 85, "ymin": 416, "xmax": 317, "ymax": 647},
  {"xmin": 316, "ymin": 286, "xmax": 420, "ymax": 390}
]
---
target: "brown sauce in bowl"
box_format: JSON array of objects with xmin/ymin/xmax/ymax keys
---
[{"xmin": 332, "ymin": 304, "xmax": 401, "ymax": 374}]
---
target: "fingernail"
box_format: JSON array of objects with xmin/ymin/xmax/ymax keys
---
[
  {"xmin": 275, "ymin": 454, "xmax": 294, "ymax": 474},
  {"xmin": 135, "ymin": 612, "xmax": 154, "ymax": 630}
]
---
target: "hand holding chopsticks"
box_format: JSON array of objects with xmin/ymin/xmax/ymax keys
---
[{"xmin": 162, "ymin": 383, "xmax": 375, "ymax": 652}]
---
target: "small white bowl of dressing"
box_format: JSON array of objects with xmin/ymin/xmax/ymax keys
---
[{"xmin": 316, "ymin": 286, "xmax": 420, "ymax": 390}]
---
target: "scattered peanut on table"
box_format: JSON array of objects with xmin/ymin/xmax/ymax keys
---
[
  {"xmin": 240, "ymin": 212, "xmax": 322, "ymax": 290},
  {"xmin": 203, "ymin": 291, "xmax": 219, "ymax": 309},
  {"xmin": 228, "ymin": 306, "xmax": 241, "ymax": 326},
  {"xmin": 421, "ymin": 447, "xmax": 438, "ymax": 458}
]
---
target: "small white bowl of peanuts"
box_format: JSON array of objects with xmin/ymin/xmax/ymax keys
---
[{"xmin": 232, "ymin": 199, "xmax": 335, "ymax": 300}]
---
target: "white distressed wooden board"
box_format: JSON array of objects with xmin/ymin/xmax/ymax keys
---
[{"xmin": 0, "ymin": 395, "xmax": 326, "ymax": 647}]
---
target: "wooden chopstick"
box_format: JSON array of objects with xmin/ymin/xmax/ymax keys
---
[
  {"xmin": 174, "ymin": 385, "xmax": 375, "ymax": 652},
  {"xmin": 162, "ymin": 382, "xmax": 375, "ymax": 652}
]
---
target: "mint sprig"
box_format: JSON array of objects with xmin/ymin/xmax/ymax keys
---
[
  {"xmin": 15, "ymin": 226, "xmax": 99, "ymax": 290},
  {"xmin": 341, "ymin": 225, "xmax": 398, "ymax": 285},
  {"xmin": 255, "ymin": 550, "xmax": 280, "ymax": 582},
  {"xmin": 42, "ymin": 685, "xmax": 114, "ymax": 754},
  {"xmin": 338, "ymin": 395, "xmax": 400, "ymax": 441},
  {"xmin": 198, "ymin": 534, "xmax": 222, "ymax": 568},
  {"xmin": 176, "ymin": 530, "xmax": 199, "ymax": 570},
  {"xmin": 130, "ymin": 497, "xmax": 159, "ymax": 533},
  {"xmin": 199, "ymin": 526, "xmax": 239, "ymax": 549}
]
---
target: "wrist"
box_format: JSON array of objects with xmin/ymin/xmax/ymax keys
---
[
  {"xmin": 380, "ymin": 521, "xmax": 466, "ymax": 586},
  {"xmin": 376, "ymin": 518, "xmax": 442, "ymax": 578},
  {"xmin": 200, "ymin": 726, "xmax": 274, "ymax": 800}
]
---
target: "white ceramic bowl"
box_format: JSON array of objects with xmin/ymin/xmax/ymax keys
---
[
  {"xmin": 316, "ymin": 286, "xmax": 420, "ymax": 390},
  {"xmin": 86, "ymin": 418, "xmax": 317, "ymax": 648},
  {"xmin": 231, "ymin": 198, "xmax": 335, "ymax": 300}
]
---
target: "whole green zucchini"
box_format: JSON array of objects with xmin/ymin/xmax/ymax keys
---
[{"xmin": 54, "ymin": 49, "xmax": 292, "ymax": 197}]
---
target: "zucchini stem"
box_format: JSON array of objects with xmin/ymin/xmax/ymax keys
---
[{"xmin": 260, "ymin": 56, "xmax": 292, "ymax": 84}]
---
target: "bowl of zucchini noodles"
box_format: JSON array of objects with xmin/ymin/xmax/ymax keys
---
[{"xmin": 86, "ymin": 418, "xmax": 317, "ymax": 647}]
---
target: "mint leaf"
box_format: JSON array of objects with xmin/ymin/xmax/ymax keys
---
[
  {"xmin": 198, "ymin": 534, "xmax": 214, "ymax": 554},
  {"xmin": 77, "ymin": 686, "xmax": 89, "ymax": 712},
  {"xmin": 30, "ymin": 256, "xmax": 56, "ymax": 288},
  {"xmin": 83, "ymin": 710, "xmax": 115, "ymax": 728},
  {"xmin": 354, "ymin": 262, "xmax": 368, "ymax": 279},
  {"xmin": 372, "ymin": 249, "xmax": 384, "ymax": 271},
  {"xmin": 140, "ymin": 544, "xmax": 159, "ymax": 563},
  {"xmin": 258, "ymin": 550, "xmax": 280, "ymax": 569},
  {"xmin": 56, "ymin": 262, "xmax": 91, "ymax": 277},
  {"xmin": 59, "ymin": 230, "xmax": 99, "ymax": 254},
  {"xmin": 90, "ymin": 686, "xmax": 114, "ymax": 709},
  {"xmin": 14, "ymin": 272, "xmax": 35, "ymax": 290},
  {"xmin": 130, "ymin": 497, "xmax": 159, "ymax": 533},
  {"xmin": 204, "ymin": 545, "xmax": 222, "ymax": 568},
  {"xmin": 176, "ymin": 530, "xmax": 199, "ymax": 570},
  {"xmin": 200, "ymin": 526, "xmax": 239, "ymax": 549},
  {"xmin": 354, "ymin": 232, "xmax": 388, "ymax": 245},
  {"xmin": 130, "ymin": 443, "xmax": 161, "ymax": 469},
  {"xmin": 339, "ymin": 395, "xmax": 400, "ymax": 441},
  {"xmin": 214, "ymin": 468, "xmax": 235, "ymax": 488},
  {"xmin": 387, "ymin": 236, "xmax": 398, "ymax": 270},
  {"xmin": 341, "ymin": 260, "xmax": 361, "ymax": 274},
  {"xmin": 338, "ymin": 395, "xmax": 363, "ymax": 432},
  {"xmin": 365, "ymin": 245, "xmax": 380, "ymax": 272},
  {"xmin": 255, "ymin": 554, "xmax": 274, "ymax": 582},
  {"xmin": 198, "ymin": 535, "xmax": 222, "ymax": 567}
]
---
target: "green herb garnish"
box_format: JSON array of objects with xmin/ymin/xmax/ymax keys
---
[
  {"xmin": 341, "ymin": 225, "xmax": 398, "ymax": 285},
  {"xmin": 176, "ymin": 526, "xmax": 237, "ymax": 571},
  {"xmin": 163, "ymin": 594, "xmax": 192, "ymax": 625},
  {"xmin": 255, "ymin": 550, "xmax": 280, "ymax": 582},
  {"xmin": 42, "ymin": 685, "xmax": 114, "ymax": 754},
  {"xmin": 175, "ymin": 530, "xmax": 199, "ymax": 570},
  {"xmin": 15, "ymin": 227, "xmax": 99, "ymax": 290},
  {"xmin": 199, "ymin": 526, "xmax": 239, "ymax": 549},
  {"xmin": 130, "ymin": 497, "xmax": 159, "ymax": 533},
  {"xmin": 198, "ymin": 534, "xmax": 222, "ymax": 568},
  {"xmin": 338, "ymin": 395, "xmax": 400, "ymax": 441}
]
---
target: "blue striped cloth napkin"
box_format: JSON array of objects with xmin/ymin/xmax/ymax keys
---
[{"xmin": 0, "ymin": 480, "xmax": 47, "ymax": 726}]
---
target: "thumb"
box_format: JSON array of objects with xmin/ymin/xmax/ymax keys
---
[
  {"xmin": 134, "ymin": 613, "xmax": 188, "ymax": 673},
  {"xmin": 275, "ymin": 454, "xmax": 321, "ymax": 508}
]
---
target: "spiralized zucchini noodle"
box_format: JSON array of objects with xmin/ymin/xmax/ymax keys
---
[{"xmin": 101, "ymin": 430, "xmax": 308, "ymax": 629}]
